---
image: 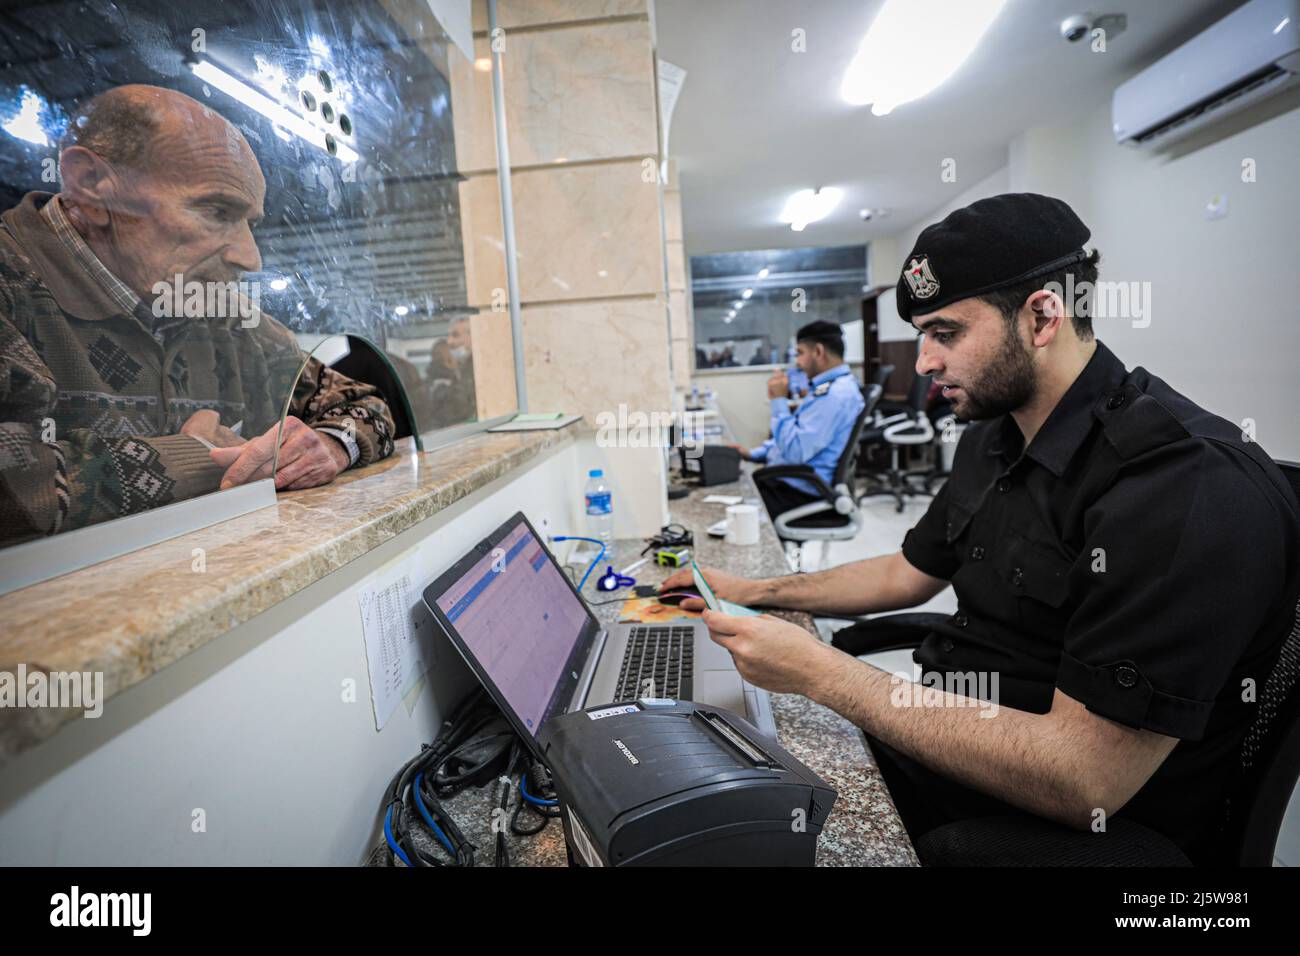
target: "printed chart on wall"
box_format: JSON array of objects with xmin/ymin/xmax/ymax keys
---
[{"xmin": 358, "ymin": 562, "xmax": 429, "ymax": 730}]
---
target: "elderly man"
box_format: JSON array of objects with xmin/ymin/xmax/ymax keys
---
[{"xmin": 0, "ymin": 85, "xmax": 395, "ymax": 546}]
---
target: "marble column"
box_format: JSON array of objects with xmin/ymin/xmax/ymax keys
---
[{"xmin": 450, "ymin": 0, "xmax": 675, "ymax": 535}]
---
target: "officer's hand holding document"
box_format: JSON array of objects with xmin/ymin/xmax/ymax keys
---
[{"xmin": 691, "ymin": 559, "xmax": 762, "ymax": 617}]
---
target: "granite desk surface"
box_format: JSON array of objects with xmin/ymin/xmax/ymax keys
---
[
  {"xmin": 0, "ymin": 424, "xmax": 581, "ymax": 763},
  {"xmin": 366, "ymin": 454, "xmax": 919, "ymax": 867}
]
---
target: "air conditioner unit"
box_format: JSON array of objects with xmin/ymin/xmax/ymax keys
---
[{"xmin": 1112, "ymin": 0, "xmax": 1300, "ymax": 148}]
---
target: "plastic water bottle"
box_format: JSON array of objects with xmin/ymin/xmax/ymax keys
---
[{"xmin": 584, "ymin": 469, "xmax": 613, "ymax": 548}]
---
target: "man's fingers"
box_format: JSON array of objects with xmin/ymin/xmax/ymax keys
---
[
  {"xmin": 218, "ymin": 437, "xmax": 275, "ymax": 489},
  {"xmin": 679, "ymin": 597, "xmax": 707, "ymax": 611},
  {"xmin": 209, "ymin": 446, "xmax": 242, "ymax": 467},
  {"xmin": 701, "ymin": 609, "xmax": 744, "ymax": 639},
  {"xmin": 657, "ymin": 569, "xmax": 691, "ymax": 591}
]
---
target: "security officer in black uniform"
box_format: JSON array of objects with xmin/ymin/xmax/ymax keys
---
[{"xmin": 661, "ymin": 193, "xmax": 1300, "ymax": 864}]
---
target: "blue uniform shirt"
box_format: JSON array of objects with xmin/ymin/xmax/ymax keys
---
[{"xmin": 749, "ymin": 363, "xmax": 865, "ymax": 495}]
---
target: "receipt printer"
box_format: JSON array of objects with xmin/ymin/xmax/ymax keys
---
[{"xmin": 537, "ymin": 700, "xmax": 836, "ymax": 866}]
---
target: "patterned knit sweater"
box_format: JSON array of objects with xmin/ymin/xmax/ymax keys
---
[{"xmin": 0, "ymin": 191, "xmax": 395, "ymax": 547}]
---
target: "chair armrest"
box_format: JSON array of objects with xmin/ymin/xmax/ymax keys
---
[{"xmin": 830, "ymin": 611, "xmax": 947, "ymax": 656}]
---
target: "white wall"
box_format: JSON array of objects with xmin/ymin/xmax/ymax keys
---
[
  {"xmin": 879, "ymin": 95, "xmax": 1300, "ymax": 460},
  {"xmin": 0, "ymin": 440, "xmax": 583, "ymax": 865}
]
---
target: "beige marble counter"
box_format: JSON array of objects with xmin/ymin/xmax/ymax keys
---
[{"xmin": 0, "ymin": 423, "xmax": 582, "ymax": 763}]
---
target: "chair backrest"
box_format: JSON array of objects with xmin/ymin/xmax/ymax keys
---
[
  {"xmin": 1218, "ymin": 459, "xmax": 1300, "ymax": 864},
  {"xmin": 329, "ymin": 335, "xmax": 416, "ymax": 441},
  {"xmin": 870, "ymin": 363, "xmax": 895, "ymax": 388},
  {"xmin": 832, "ymin": 385, "xmax": 881, "ymax": 488},
  {"xmin": 906, "ymin": 372, "xmax": 932, "ymax": 412}
]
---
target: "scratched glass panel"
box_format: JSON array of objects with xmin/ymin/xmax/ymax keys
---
[{"xmin": 0, "ymin": 1, "xmax": 508, "ymax": 551}]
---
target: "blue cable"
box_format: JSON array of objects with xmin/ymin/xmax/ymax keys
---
[
  {"xmin": 413, "ymin": 772, "xmax": 457, "ymax": 856},
  {"xmin": 520, "ymin": 773, "xmax": 559, "ymax": 807},
  {"xmin": 384, "ymin": 805, "xmax": 412, "ymax": 867},
  {"xmin": 551, "ymin": 538, "xmax": 605, "ymax": 590}
]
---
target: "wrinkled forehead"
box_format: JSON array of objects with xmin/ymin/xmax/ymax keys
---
[{"xmin": 146, "ymin": 106, "xmax": 266, "ymax": 202}]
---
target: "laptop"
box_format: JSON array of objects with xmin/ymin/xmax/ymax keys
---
[{"xmin": 421, "ymin": 512, "xmax": 777, "ymax": 753}]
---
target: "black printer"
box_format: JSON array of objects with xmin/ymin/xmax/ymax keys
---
[{"xmin": 537, "ymin": 699, "xmax": 836, "ymax": 866}]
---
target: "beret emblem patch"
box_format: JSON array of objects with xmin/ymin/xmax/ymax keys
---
[{"xmin": 904, "ymin": 255, "xmax": 940, "ymax": 300}]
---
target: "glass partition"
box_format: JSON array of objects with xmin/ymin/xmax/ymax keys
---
[{"xmin": 0, "ymin": 0, "xmax": 511, "ymax": 560}]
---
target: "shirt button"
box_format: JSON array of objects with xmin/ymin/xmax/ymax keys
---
[
  {"xmin": 953, "ymin": 613, "xmax": 969, "ymax": 628},
  {"xmin": 941, "ymin": 638, "xmax": 955, "ymax": 653},
  {"xmin": 970, "ymin": 546, "xmax": 984, "ymax": 560},
  {"xmin": 1012, "ymin": 567, "xmax": 1024, "ymax": 587},
  {"xmin": 997, "ymin": 478, "xmax": 1011, "ymax": 493},
  {"xmin": 1114, "ymin": 665, "xmax": 1140, "ymax": 689},
  {"xmin": 1107, "ymin": 392, "xmax": 1126, "ymax": 410}
]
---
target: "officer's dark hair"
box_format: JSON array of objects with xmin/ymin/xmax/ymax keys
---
[
  {"xmin": 977, "ymin": 248, "xmax": 1102, "ymax": 342},
  {"xmin": 59, "ymin": 92, "xmax": 160, "ymax": 172},
  {"xmin": 795, "ymin": 320, "xmax": 845, "ymax": 357}
]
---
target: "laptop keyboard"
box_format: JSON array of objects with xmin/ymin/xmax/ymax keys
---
[{"xmin": 614, "ymin": 625, "xmax": 694, "ymax": 701}]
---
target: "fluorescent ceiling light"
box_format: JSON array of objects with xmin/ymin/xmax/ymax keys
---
[
  {"xmin": 779, "ymin": 187, "xmax": 843, "ymax": 231},
  {"xmin": 2, "ymin": 88, "xmax": 50, "ymax": 146},
  {"xmin": 269, "ymin": 277, "xmax": 289, "ymax": 290},
  {"xmin": 741, "ymin": 288, "xmax": 754, "ymax": 299},
  {"xmin": 394, "ymin": 305, "xmax": 410, "ymax": 316},
  {"xmin": 841, "ymin": 0, "xmax": 1006, "ymax": 116},
  {"xmin": 191, "ymin": 59, "xmax": 358, "ymax": 162},
  {"xmin": 757, "ymin": 267, "xmax": 770, "ymax": 279}
]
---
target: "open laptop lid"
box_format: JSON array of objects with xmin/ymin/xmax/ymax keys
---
[{"xmin": 421, "ymin": 511, "xmax": 602, "ymax": 757}]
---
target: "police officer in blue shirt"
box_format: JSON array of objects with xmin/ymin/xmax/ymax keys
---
[{"xmin": 731, "ymin": 320, "xmax": 865, "ymax": 520}]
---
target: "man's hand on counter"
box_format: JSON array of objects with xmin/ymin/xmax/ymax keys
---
[
  {"xmin": 722, "ymin": 442, "xmax": 751, "ymax": 461},
  {"xmin": 700, "ymin": 609, "xmax": 842, "ymax": 696},
  {"xmin": 180, "ymin": 409, "xmax": 246, "ymax": 448},
  {"xmin": 209, "ymin": 415, "xmax": 351, "ymax": 491}
]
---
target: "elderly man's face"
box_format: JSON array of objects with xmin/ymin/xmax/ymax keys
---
[{"xmin": 75, "ymin": 108, "xmax": 267, "ymax": 296}]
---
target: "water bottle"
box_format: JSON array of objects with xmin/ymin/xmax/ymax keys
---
[{"xmin": 584, "ymin": 469, "xmax": 613, "ymax": 548}]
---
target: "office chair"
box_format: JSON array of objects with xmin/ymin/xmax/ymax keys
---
[
  {"xmin": 328, "ymin": 334, "xmax": 418, "ymax": 442},
  {"xmin": 868, "ymin": 363, "xmax": 895, "ymax": 389},
  {"xmin": 834, "ymin": 459, "xmax": 1300, "ymax": 866},
  {"xmin": 858, "ymin": 374, "xmax": 936, "ymax": 512},
  {"xmin": 753, "ymin": 384, "xmax": 882, "ymax": 571}
]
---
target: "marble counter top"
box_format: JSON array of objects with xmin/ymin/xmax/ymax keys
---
[
  {"xmin": 365, "ymin": 441, "xmax": 919, "ymax": 867},
  {"xmin": 0, "ymin": 424, "xmax": 582, "ymax": 763}
]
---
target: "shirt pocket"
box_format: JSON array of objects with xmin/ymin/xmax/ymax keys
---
[
  {"xmin": 993, "ymin": 537, "xmax": 1073, "ymax": 637},
  {"xmin": 945, "ymin": 497, "xmax": 977, "ymax": 546}
]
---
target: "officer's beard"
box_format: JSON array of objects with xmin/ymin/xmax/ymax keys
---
[{"xmin": 953, "ymin": 322, "xmax": 1037, "ymax": 421}]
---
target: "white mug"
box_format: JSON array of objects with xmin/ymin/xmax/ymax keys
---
[{"xmin": 725, "ymin": 504, "xmax": 760, "ymax": 546}]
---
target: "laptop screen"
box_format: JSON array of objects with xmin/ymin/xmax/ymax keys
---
[{"xmin": 429, "ymin": 517, "xmax": 593, "ymax": 736}]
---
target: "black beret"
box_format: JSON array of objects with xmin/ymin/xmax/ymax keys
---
[
  {"xmin": 896, "ymin": 192, "xmax": 1091, "ymax": 322},
  {"xmin": 796, "ymin": 319, "xmax": 844, "ymax": 349}
]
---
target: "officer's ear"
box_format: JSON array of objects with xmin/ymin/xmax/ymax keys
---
[{"xmin": 1026, "ymin": 289, "xmax": 1067, "ymax": 347}]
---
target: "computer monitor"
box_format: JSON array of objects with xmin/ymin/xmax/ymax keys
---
[{"xmin": 423, "ymin": 513, "xmax": 600, "ymax": 750}]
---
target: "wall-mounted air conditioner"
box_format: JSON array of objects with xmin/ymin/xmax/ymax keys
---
[{"xmin": 1112, "ymin": 0, "xmax": 1300, "ymax": 148}]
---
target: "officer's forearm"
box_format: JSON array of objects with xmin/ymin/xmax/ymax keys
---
[
  {"xmin": 755, "ymin": 551, "xmax": 945, "ymax": 616},
  {"xmin": 806, "ymin": 658, "xmax": 1099, "ymax": 829}
]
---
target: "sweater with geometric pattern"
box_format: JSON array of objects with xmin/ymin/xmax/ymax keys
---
[{"xmin": 0, "ymin": 191, "xmax": 395, "ymax": 547}]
